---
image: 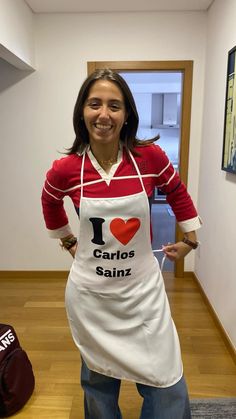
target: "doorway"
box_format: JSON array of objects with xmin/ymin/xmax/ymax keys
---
[
  {"xmin": 87, "ymin": 61, "xmax": 193, "ymax": 277},
  {"xmin": 120, "ymin": 71, "xmax": 182, "ymax": 272}
]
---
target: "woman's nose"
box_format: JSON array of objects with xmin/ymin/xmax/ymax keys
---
[{"xmin": 99, "ymin": 106, "xmax": 110, "ymax": 119}]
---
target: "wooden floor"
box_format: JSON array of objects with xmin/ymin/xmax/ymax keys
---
[{"xmin": 1, "ymin": 273, "xmax": 236, "ymax": 418}]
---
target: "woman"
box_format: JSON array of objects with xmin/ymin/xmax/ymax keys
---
[{"xmin": 42, "ymin": 69, "xmax": 201, "ymax": 419}]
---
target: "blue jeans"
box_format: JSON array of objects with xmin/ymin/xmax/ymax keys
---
[{"xmin": 81, "ymin": 358, "xmax": 192, "ymax": 419}]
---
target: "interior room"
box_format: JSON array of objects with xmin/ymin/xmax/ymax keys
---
[{"xmin": 1, "ymin": 0, "xmax": 236, "ymax": 417}]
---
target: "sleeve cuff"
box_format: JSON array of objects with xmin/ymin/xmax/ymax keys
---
[
  {"xmin": 178, "ymin": 216, "xmax": 202, "ymax": 233},
  {"xmin": 47, "ymin": 224, "xmax": 73, "ymax": 239}
]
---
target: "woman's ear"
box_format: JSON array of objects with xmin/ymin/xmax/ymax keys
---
[{"xmin": 125, "ymin": 111, "xmax": 129, "ymax": 123}]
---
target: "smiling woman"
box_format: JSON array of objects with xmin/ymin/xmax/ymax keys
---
[{"xmin": 41, "ymin": 68, "xmax": 201, "ymax": 419}]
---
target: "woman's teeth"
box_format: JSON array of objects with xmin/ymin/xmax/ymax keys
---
[{"xmin": 95, "ymin": 123, "xmax": 111, "ymax": 130}]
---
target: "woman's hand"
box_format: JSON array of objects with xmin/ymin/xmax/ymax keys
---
[
  {"xmin": 162, "ymin": 241, "xmax": 193, "ymax": 262},
  {"xmin": 162, "ymin": 231, "xmax": 198, "ymax": 262},
  {"xmin": 68, "ymin": 243, "xmax": 77, "ymax": 258},
  {"xmin": 60, "ymin": 235, "xmax": 77, "ymax": 258}
]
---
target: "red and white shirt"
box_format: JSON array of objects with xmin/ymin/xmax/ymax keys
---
[{"xmin": 41, "ymin": 144, "xmax": 201, "ymax": 238}]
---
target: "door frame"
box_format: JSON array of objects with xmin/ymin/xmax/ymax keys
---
[{"xmin": 87, "ymin": 61, "xmax": 193, "ymax": 278}]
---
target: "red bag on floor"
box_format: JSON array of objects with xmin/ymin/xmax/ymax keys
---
[{"xmin": 0, "ymin": 324, "xmax": 35, "ymax": 417}]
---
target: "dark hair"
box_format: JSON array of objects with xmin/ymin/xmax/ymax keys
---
[{"xmin": 67, "ymin": 68, "xmax": 159, "ymax": 154}]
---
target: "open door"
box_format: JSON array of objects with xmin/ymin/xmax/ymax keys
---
[{"xmin": 87, "ymin": 61, "xmax": 193, "ymax": 278}]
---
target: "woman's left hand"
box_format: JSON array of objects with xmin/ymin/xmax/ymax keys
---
[{"xmin": 162, "ymin": 241, "xmax": 192, "ymax": 261}]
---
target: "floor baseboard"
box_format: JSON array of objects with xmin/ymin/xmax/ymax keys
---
[{"xmin": 185, "ymin": 271, "xmax": 236, "ymax": 365}]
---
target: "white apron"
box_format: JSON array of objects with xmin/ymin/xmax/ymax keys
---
[{"xmin": 65, "ymin": 151, "xmax": 183, "ymax": 388}]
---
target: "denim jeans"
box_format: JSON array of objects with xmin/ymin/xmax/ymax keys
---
[{"xmin": 81, "ymin": 358, "xmax": 192, "ymax": 419}]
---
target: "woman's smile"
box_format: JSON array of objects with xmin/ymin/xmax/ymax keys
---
[{"xmin": 94, "ymin": 122, "xmax": 113, "ymax": 132}]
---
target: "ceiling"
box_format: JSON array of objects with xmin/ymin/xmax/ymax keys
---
[{"xmin": 24, "ymin": 0, "xmax": 214, "ymax": 14}]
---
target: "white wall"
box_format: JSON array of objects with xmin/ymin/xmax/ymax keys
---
[
  {"xmin": 0, "ymin": 10, "xmax": 207, "ymax": 271},
  {"xmin": 0, "ymin": 0, "xmax": 35, "ymax": 69},
  {"xmin": 196, "ymin": 0, "xmax": 236, "ymax": 348}
]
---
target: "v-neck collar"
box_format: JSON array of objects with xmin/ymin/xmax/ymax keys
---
[{"xmin": 87, "ymin": 145, "xmax": 123, "ymax": 185}]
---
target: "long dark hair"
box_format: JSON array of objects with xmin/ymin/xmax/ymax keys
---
[{"xmin": 67, "ymin": 68, "xmax": 159, "ymax": 154}]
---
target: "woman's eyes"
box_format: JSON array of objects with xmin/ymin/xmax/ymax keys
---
[{"xmin": 87, "ymin": 102, "xmax": 121, "ymax": 111}]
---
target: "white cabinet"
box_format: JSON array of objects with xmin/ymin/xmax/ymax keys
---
[
  {"xmin": 163, "ymin": 93, "xmax": 178, "ymax": 125},
  {"xmin": 151, "ymin": 93, "xmax": 180, "ymax": 128}
]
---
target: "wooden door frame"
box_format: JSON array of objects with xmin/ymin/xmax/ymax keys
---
[{"xmin": 87, "ymin": 61, "xmax": 193, "ymax": 278}]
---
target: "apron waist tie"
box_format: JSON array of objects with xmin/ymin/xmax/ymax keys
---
[{"xmin": 152, "ymin": 249, "xmax": 167, "ymax": 272}]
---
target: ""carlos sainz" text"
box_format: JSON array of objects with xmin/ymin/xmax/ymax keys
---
[{"xmin": 93, "ymin": 249, "xmax": 135, "ymax": 278}]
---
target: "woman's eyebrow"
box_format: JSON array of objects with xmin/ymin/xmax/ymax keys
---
[
  {"xmin": 109, "ymin": 99, "xmax": 123, "ymax": 103},
  {"xmin": 86, "ymin": 97, "xmax": 101, "ymax": 101},
  {"xmin": 86, "ymin": 97, "xmax": 123, "ymax": 103}
]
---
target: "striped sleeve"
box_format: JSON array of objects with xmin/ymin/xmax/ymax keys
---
[
  {"xmin": 41, "ymin": 159, "xmax": 73, "ymax": 238},
  {"xmin": 153, "ymin": 146, "xmax": 202, "ymax": 232}
]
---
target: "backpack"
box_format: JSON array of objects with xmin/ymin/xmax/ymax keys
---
[{"xmin": 0, "ymin": 324, "xmax": 35, "ymax": 417}]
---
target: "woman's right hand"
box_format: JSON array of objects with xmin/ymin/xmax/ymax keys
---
[
  {"xmin": 60, "ymin": 235, "xmax": 78, "ymax": 257},
  {"xmin": 68, "ymin": 243, "xmax": 77, "ymax": 258}
]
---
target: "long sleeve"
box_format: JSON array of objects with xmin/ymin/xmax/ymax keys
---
[
  {"xmin": 41, "ymin": 159, "xmax": 73, "ymax": 238},
  {"xmin": 149, "ymin": 145, "xmax": 202, "ymax": 232}
]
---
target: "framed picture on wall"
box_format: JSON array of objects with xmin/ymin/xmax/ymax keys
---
[{"xmin": 222, "ymin": 46, "xmax": 236, "ymax": 174}]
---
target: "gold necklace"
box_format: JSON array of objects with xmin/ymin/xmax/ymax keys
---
[{"xmin": 98, "ymin": 157, "xmax": 117, "ymax": 166}]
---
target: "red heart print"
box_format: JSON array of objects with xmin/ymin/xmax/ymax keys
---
[{"xmin": 110, "ymin": 218, "xmax": 141, "ymax": 245}]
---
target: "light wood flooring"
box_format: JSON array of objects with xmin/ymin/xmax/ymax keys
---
[{"xmin": 1, "ymin": 273, "xmax": 236, "ymax": 418}]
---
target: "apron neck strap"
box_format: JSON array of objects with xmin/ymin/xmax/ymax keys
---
[
  {"xmin": 128, "ymin": 149, "xmax": 145, "ymax": 191},
  {"xmin": 80, "ymin": 151, "xmax": 86, "ymax": 199}
]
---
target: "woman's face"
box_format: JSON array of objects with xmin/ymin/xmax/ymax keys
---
[{"xmin": 83, "ymin": 80, "xmax": 127, "ymax": 148}]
